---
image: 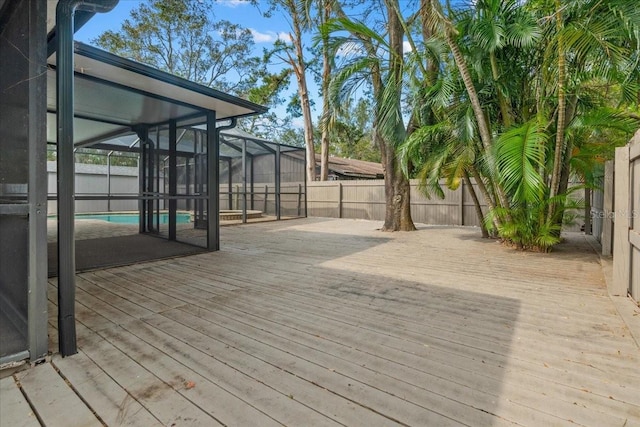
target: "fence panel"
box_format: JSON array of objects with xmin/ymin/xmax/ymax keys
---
[
  {"xmin": 612, "ymin": 130, "xmax": 640, "ymax": 299},
  {"xmin": 308, "ymin": 179, "xmax": 489, "ymax": 226},
  {"xmin": 631, "ymin": 140, "xmax": 640, "ymax": 301}
]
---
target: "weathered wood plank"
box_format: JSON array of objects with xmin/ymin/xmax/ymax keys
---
[
  {"xmin": 172, "ymin": 293, "xmax": 634, "ymax": 426},
  {"xmin": 51, "ymin": 352, "xmax": 162, "ymax": 427},
  {"xmin": 93, "ymin": 323, "xmax": 288, "ymax": 427},
  {"xmin": 200, "ymin": 296, "xmax": 640, "ymax": 423},
  {"xmin": 16, "ymin": 363, "xmax": 101, "ymax": 427},
  {"xmin": 171, "ymin": 258, "xmax": 632, "ymax": 351},
  {"xmin": 602, "ymin": 160, "xmax": 615, "ymax": 256},
  {"xmin": 163, "ymin": 257, "xmax": 640, "ymax": 376},
  {"xmin": 74, "ymin": 323, "xmax": 221, "ymax": 426},
  {"xmin": 612, "ymin": 145, "xmax": 631, "ymax": 296},
  {"xmin": 115, "ymin": 317, "xmax": 374, "ymax": 426},
  {"xmin": 148, "ymin": 309, "xmax": 469, "ymax": 427},
  {"xmin": 0, "ymin": 376, "xmax": 40, "ymax": 427},
  {"xmin": 23, "ymin": 218, "xmax": 640, "ymax": 427}
]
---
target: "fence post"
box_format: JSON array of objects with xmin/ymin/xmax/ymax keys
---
[
  {"xmin": 602, "ymin": 161, "xmax": 614, "ymax": 256},
  {"xmin": 584, "ymin": 187, "xmax": 592, "ymax": 235},
  {"xmin": 263, "ymin": 184, "xmax": 268, "ymax": 214},
  {"xmin": 234, "ymin": 184, "xmax": 240, "ymax": 210},
  {"xmin": 459, "ymin": 179, "xmax": 464, "ymax": 226},
  {"xmin": 297, "ymin": 183, "xmax": 302, "ymax": 216},
  {"xmin": 612, "ymin": 146, "xmax": 630, "ymax": 296},
  {"xmin": 338, "ymin": 182, "xmax": 343, "ymax": 218}
]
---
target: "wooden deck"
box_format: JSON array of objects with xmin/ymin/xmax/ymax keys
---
[{"xmin": 2, "ymin": 218, "xmax": 639, "ymax": 426}]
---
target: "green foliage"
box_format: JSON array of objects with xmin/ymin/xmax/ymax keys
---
[
  {"xmin": 320, "ymin": 98, "xmax": 379, "ymax": 162},
  {"xmin": 493, "ymin": 121, "xmax": 547, "ymax": 204},
  {"xmin": 401, "ymin": 0, "xmax": 640, "ymax": 251},
  {"xmin": 47, "ymin": 147, "xmax": 138, "ymax": 167},
  {"xmin": 488, "ymin": 191, "xmax": 583, "ymax": 252},
  {"xmin": 94, "ymin": 0, "xmax": 264, "ymax": 94}
]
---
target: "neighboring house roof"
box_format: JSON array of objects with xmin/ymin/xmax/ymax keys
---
[
  {"xmin": 286, "ymin": 151, "xmax": 383, "ymax": 179},
  {"xmin": 318, "ymin": 155, "xmax": 384, "ymax": 179}
]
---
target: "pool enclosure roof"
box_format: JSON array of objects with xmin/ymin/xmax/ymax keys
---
[
  {"xmin": 77, "ymin": 127, "xmax": 303, "ymax": 159},
  {"xmin": 46, "ymin": 42, "xmax": 268, "ymax": 146}
]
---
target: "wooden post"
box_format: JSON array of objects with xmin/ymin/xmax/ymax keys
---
[
  {"xmin": 584, "ymin": 187, "xmax": 591, "ymax": 235},
  {"xmin": 602, "ymin": 160, "xmax": 614, "ymax": 256},
  {"xmin": 459, "ymin": 179, "xmax": 465, "ymax": 226},
  {"xmin": 297, "ymin": 183, "xmax": 302, "ymax": 217},
  {"xmin": 612, "ymin": 146, "xmax": 630, "ymax": 296},
  {"xmin": 338, "ymin": 182, "xmax": 343, "ymax": 219}
]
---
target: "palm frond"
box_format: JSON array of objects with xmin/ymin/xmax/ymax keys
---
[{"xmin": 494, "ymin": 121, "xmax": 548, "ymax": 205}]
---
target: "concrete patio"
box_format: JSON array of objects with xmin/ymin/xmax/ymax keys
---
[{"xmin": 2, "ymin": 218, "xmax": 639, "ymax": 426}]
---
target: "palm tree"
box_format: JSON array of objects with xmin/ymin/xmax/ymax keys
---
[
  {"xmin": 408, "ymin": 0, "xmax": 639, "ymax": 250},
  {"xmin": 532, "ymin": 0, "xmax": 640, "ymax": 222},
  {"xmin": 323, "ymin": 0, "xmax": 415, "ymax": 231}
]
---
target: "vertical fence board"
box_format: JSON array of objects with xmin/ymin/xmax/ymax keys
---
[
  {"xmin": 308, "ymin": 179, "xmax": 487, "ymax": 227},
  {"xmin": 602, "ymin": 161, "xmax": 614, "ymax": 255},
  {"xmin": 612, "ymin": 146, "xmax": 631, "ymax": 296}
]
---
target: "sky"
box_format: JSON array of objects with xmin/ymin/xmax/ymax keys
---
[
  {"xmin": 75, "ymin": 0, "xmax": 294, "ymax": 47},
  {"xmin": 74, "ymin": 0, "xmax": 316, "ymax": 128}
]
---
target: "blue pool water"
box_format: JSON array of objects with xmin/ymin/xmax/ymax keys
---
[{"xmin": 75, "ymin": 213, "xmax": 191, "ymax": 225}]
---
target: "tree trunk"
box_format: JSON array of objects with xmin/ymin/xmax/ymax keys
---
[
  {"xmin": 290, "ymin": 2, "xmax": 315, "ymax": 182},
  {"xmin": 490, "ymin": 51, "xmax": 511, "ymax": 128},
  {"xmin": 469, "ymin": 166, "xmax": 501, "ymax": 231},
  {"xmin": 548, "ymin": 0, "xmax": 566, "ymax": 219},
  {"xmin": 319, "ymin": 0, "xmax": 331, "ymax": 181},
  {"xmin": 463, "ymin": 170, "xmax": 489, "ymax": 238},
  {"xmin": 556, "ymin": 95, "xmax": 578, "ymax": 224},
  {"xmin": 381, "ymin": 0, "xmax": 415, "ymax": 231},
  {"xmin": 334, "ymin": 0, "xmax": 414, "ymax": 231},
  {"xmin": 443, "ymin": 24, "xmax": 508, "ymax": 225},
  {"xmin": 444, "ymin": 30, "xmax": 492, "ymax": 153}
]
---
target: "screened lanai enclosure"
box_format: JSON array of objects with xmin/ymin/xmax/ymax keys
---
[
  {"xmin": 0, "ymin": 0, "xmax": 304, "ymax": 365},
  {"xmin": 46, "ymin": 127, "xmax": 307, "ymax": 232}
]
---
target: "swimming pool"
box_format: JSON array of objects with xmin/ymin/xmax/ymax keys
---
[{"xmin": 74, "ymin": 212, "xmax": 191, "ymax": 225}]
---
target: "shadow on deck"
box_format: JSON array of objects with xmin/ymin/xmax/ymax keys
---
[{"xmin": 2, "ymin": 218, "xmax": 639, "ymax": 426}]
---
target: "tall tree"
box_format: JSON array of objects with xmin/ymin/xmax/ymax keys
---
[
  {"xmin": 94, "ymin": 0, "xmax": 263, "ymax": 95},
  {"xmin": 318, "ymin": 0, "xmax": 334, "ymax": 180},
  {"xmin": 407, "ymin": 0, "xmax": 639, "ymax": 250},
  {"xmin": 326, "ymin": 0, "xmax": 415, "ymax": 231},
  {"xmin": 268, "ymin": 0, "xmax": 317, "ymax": 182},
  {"xmin": 240, "ymin": 68, "xmax": 294, "ymax": 139}
]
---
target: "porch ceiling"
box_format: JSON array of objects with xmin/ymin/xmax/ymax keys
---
[{"xmin": 46, "ymin": 42, "xmax": 267, "ymax": 145}]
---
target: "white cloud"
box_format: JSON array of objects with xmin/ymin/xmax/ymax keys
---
[
  {"xmin": 250, "ymin": 29, "xmax": 277, "ymax": 43},
  {"xmin": 403, "ymin": 41, "xmax": 413, "ymax": 53},
  {"xmin": 277, "ymin": 32, "xmax": 292, "ymax": 43},
  {"xmin": 216, "ymin": 0, "xmax": 250, "ymax": 7},
  {"xmin": 249, "ymin": 29, "xmax": 292, "ymax": 44}
]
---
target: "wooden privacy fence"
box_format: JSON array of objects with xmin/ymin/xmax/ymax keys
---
[
  {"xmin": 612, "ymin": 130, "xmax": 640, "ymax": 300},
  {"xmin": 308, "ymin": 179, "xmax": 587, "ymax": 230},
  {"xmin": 308, "ymin": 179, "xmax": 487, "ymax": 227}
]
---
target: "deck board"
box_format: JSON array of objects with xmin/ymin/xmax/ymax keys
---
[
  {"xmin": 16, "ymin": 363, "xmax": 102, "ymax": 427},
  {"xmin": 9, "ymin": 218, "xmax": 640, "ymax": 426},
  {"xmin": 51, "ymin": 352, "xmax": 162, "ymax": 427},
  {"xmin": 0, "ymin": 376, "xmax": 40, "ymax": 427}
]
